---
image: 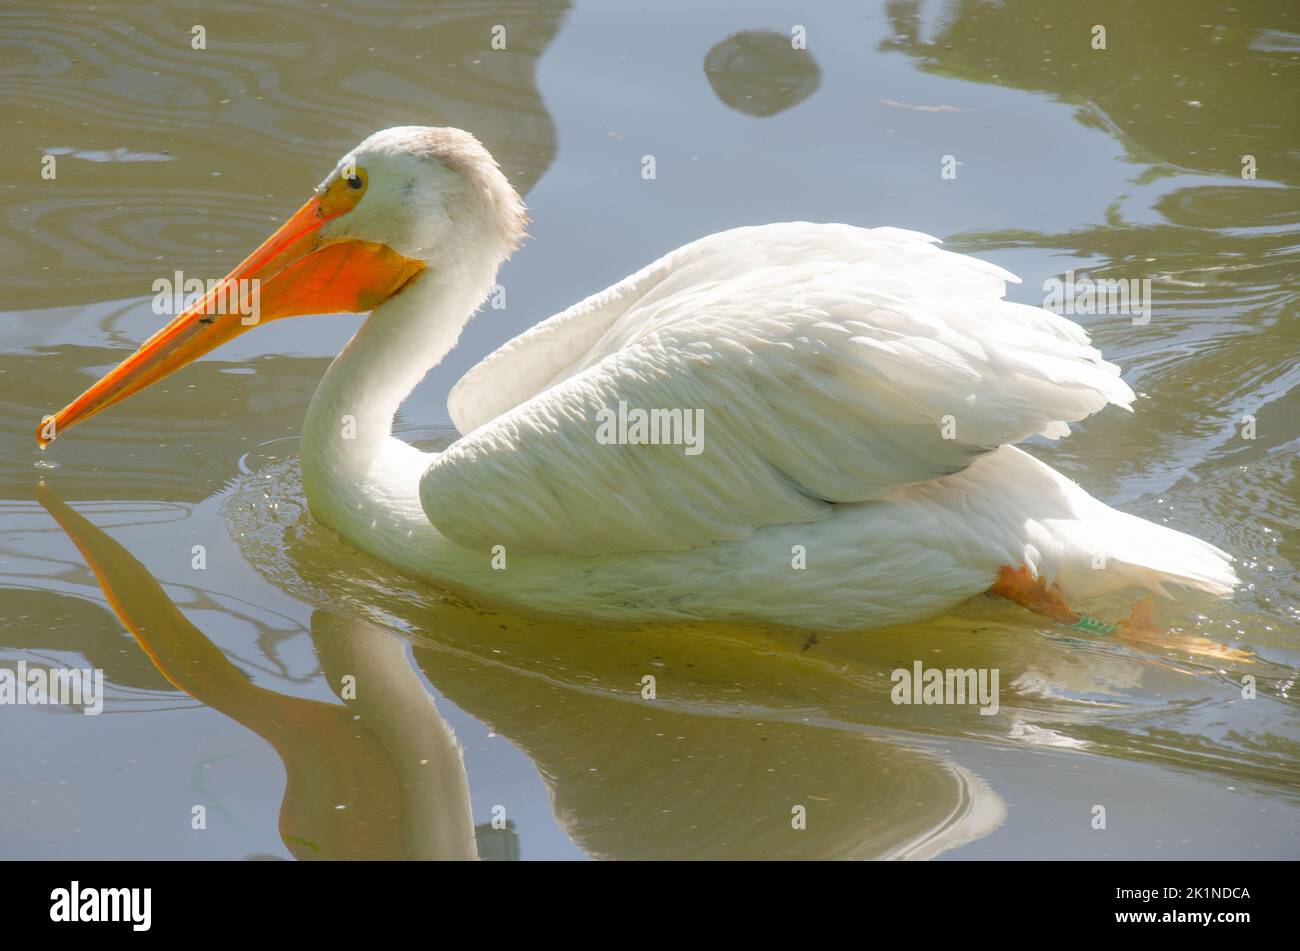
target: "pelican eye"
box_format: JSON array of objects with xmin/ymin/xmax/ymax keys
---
[{"xmin": 319, "ymin": 167, "xmax": 367, "ymax": 216}]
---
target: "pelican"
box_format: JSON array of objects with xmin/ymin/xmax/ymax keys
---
[{"xmin": 37, "ymin": 127, "xmax": 1237, "ymax": 631}]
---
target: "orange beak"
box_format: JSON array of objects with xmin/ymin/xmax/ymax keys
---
[{"xmin": 37, "ymin": 186, "xmax": 424, "ymax": 447}]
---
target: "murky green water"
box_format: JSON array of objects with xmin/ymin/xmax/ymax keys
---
[{"xmin": 1, "ymin": 0, "xmax": 1297, "ymax": 859}]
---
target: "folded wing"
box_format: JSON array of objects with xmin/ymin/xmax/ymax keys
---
[{"xmin": 424, "ymin": 224, "xmax": 1133, "ymax": 555}]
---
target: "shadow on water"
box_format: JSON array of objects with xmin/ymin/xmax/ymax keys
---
[
  {"xmin": 703, "ymin": 30, "xmax": 822, "ymax": 117},
  {"xmin": 39, "ymin": 484, "xmax": 479, "ymax": 861},
  {"xmin": 38, "ymin": 481, "xmax": 1008, "ymax": 860},
  {"xmin": 230, "ymin": 448, "xmax": 1300, "ymax": 786}
]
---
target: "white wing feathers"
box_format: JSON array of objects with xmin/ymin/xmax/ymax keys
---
[
  {"xmin": 447, "ymin": 235, "xmax": 693, "ymax": 435},
  {"xmin": 423, "ymin": 224, "xmax": 1134, "ymax": 556}
]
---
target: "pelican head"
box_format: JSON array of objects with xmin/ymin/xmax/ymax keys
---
[
  {"xmin": 318, "ymin": 126, "xmax": 527, "ymax": 265},
  {"xmin": 36, "ymin": 126, "xmax": 526, "ymax": 447}
]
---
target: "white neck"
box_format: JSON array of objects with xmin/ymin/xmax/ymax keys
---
[{"xmin": 298, "ymin": 257, "xmax": 499, "ymax": 571}]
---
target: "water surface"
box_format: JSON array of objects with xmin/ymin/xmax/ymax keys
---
[{"xmin": 1, "ymin": 0, "xmax": 1297, "ymax": 859}]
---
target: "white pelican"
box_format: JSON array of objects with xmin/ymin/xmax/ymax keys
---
[{"xmin": 38, "ymin": 127, "xmax": 1237, "ymax": 631}]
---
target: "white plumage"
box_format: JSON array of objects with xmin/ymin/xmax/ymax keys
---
[
  {"xmin": 50, "ymin": 127, "xmax": 1239, "ymax": 630},
  {"xmin": 427, "ymin": 223, "xmax": 1136, "ymax": 556},
  {"xmin": 289, "ymin": 130, "xmax": 1235, "ymax": 630}
]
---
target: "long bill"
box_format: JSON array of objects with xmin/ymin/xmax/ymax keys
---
[{"xmin": 37, "ymin": 191, "xmax": 424, "ymax": 447}]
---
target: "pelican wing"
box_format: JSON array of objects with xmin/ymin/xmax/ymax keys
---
[
  {"xmin": 425, "ymin": 223, "xmax": 1134, "ymax": 555},
  {"xmin": 447, "ymin": 228, "xmax": 723, "ymax": 435}
]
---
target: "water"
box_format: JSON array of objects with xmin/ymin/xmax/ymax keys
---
[{"xmin": 1, "ymin": 0, "xmax": 1297, "ymax": 859}]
